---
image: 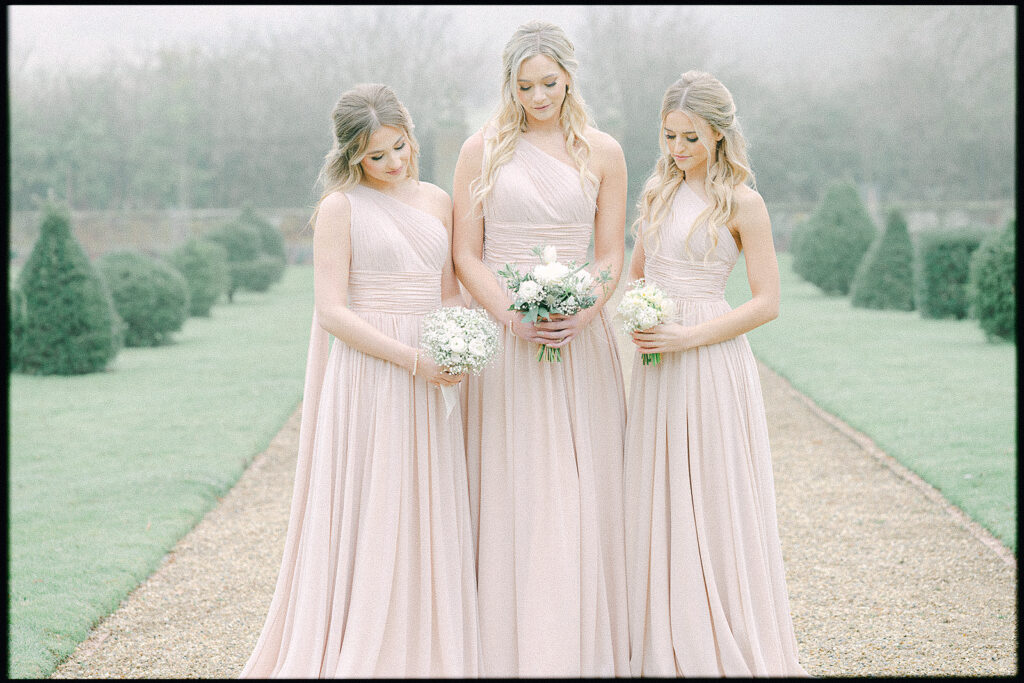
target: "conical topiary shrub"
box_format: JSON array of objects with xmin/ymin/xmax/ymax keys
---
[
  {"xmin": 791, "ymin": 182, "xmax": 877, "ymax": 295},
  {"xmin": 204, "ymin": 221, "xmax": 260, "ymax": 302},
  {"xmin": 97, "ymin": 250, "xmax": 191, "ymax": 347},
  {"xmin": 238, "ymin": 207, "xmax": 288, "ymax": 274},
  {"xmin": 969, "ymin": 219, "xmax": 1015, "ymax": 341},
  {"xmin": 166, "ymin": 238, "xmax": 230, "ymax": 316},
  {"xmin": 14, "ymin": 203, "xmax": 123, "ymax": 375},
  {"xmin": 850, "ymin": 208, "xmax": 915, "ymax": 310}
]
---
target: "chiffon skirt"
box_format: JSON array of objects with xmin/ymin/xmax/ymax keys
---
[
  {"xmin": 463, "ymin": 306, "xmax": 630, "ymax": 677},
  {"xmin": 241, "ymin": 309, "xmax": 480, "ymax": 678},
  {"xmin": 623, "ymin": 298, "xmax": 806, "ymax": 677}
]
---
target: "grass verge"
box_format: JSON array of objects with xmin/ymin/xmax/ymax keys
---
[
  {"xmin": 724, "ymin": 252, "xmax": 1016, "ymax": 551},
  {"xmin": 8, "ymin": 265, "xmax": 314, "ymax": 678}
]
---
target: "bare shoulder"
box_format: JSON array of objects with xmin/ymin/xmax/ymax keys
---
[
  {"xmin": 732, "ymin": 184, "xmax": 770, "ymax": 230},
  {"xmin": 417, "ymin": 181, "xmax": 453, "ymax": 218},
  {"xmin": 584, "ymin": 126, "xmax": 624, "ymax": 157},
  {"xmin": 315, "ymin": 190, "xmax": 351, "ymax": 230},
  {"xmin": 459, "ymin": 129, "xmax": 486, "ymax": 160}
]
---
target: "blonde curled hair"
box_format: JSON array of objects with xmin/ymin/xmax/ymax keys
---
[
  {"xmin": 633, "ymin": 70, "xmax": 754, "ymax": 259},
  {"xmin": 469, "ymin": 20, "xmax": 598, "ymax": 216},
  {"xmin": 311, "ymin": 83, "xmax": 420, "ymax": 225}
]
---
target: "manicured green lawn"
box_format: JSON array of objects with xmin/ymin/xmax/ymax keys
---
[
  {"xmin": 725, "ymin": 252, "xmax": 1016, "ymax": 551},
  {"xmin": 8, "ymin": 265, "xmax": 314, "ymax": 678}
]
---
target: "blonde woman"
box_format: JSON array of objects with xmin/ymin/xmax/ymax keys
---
[
  {"xmin": 451, "ymin": 20, "xmax": 629, "ymax": 677},
  {"xmin": 623, "ymin": 70, "xmax": 807, "ymax": 676},
  {"xmin": 240, "ymin": 83, "xmax": 479, "ymax": 678}
]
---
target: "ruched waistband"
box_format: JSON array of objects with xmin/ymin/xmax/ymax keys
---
[
  {"xmin": 347, "ymin": 269, "xmax": 441, "ymax": 314},
  {"xmin": 482, "ymin": 220, "xmax": 591, "ymax": 267},
  {"xmin": 645, "ymin": 254, "xmax": 732, "ymax": 302}
]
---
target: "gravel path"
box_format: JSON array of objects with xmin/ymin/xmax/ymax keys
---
[{"xmin": 51, "ymin": 355, "xmax": 1017, "ymax": 678}]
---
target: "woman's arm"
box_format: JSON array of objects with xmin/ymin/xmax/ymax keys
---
[
  {"xmin": 428, "ymin": 184, "xmax": 465, "ymax": 308},
  {"xmin": 537, "ymin": 130, "xmax": 628, "ymax": 349},
  {"xmin": 313, "ymin": 191, "xmax": 459, "ymax": 385},
  {"xmin": 451, "ymin": 132, "xmax": 542, "ymax": 341},
  {"xmin": 627, "ymin": 230, "xmax": 646, "ymax": 284},
  {"xmin": 632, "ymin": 186, "xmax": 779, "ymax": 353}
]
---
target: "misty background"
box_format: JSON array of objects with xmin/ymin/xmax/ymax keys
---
[{"xmin": 7, "ymin": 5, "xmax": 1016, "ymax": 250}]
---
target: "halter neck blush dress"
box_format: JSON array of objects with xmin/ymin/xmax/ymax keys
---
[
  {"xmin": 623, "ymin": 181, "xmax": 807, "ymax": 676},
  {"xmin": 239, "ymin": 183, "xmax": 480, "ymax": 678},
  {"xmin": 463, "ymin": 133, "xmax": 630, "ymax": 677}
]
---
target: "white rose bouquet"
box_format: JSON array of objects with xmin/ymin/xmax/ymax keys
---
[
  {"xmin": 616, "ymin": 279, "xmax": 676, "ymax": 366},
  {"xmin": 420, "ymin": 306, "xmax": 500, "ymax": 416},
  {"xmin": 497, "ymin": 244, "xmax": 611, "ymax": 362}
]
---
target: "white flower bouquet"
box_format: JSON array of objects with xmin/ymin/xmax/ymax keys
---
[
  {"xmin": 616, "ymin": 279, "xmax": 676, "ymax": 366},
  {"xmin": 497, "ymin": 245, "xmax": 611, "ymax": 362},
  {"xmin": 420, "ymin": 306, "xmax": 500, "ymax": 415}
]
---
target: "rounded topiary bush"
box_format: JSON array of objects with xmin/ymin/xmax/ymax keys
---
[
  {"xmin": 914, "ymin": 229, "xmax": 987, "ymax": 319},
  {"xmin": 98, "ymin": 250, "xmax": 190, "ymax": 347},
  {"xmin": 791, "ymin": 182, "xmax": 877, "ymax": 295},
  {"xmin": 14, "ymin": 203, "xmax": 122, "ymax": 375},
  {"xmin": 204, "ymin": 221, "xmax": 261, "ymax": 302},
  {"xmin": 968, "ymin": 219, "xmax": 1015, "ymax": 341},
  {"xmin": 850, "ymin": 208, "xmax": 915, "ymax": 311},
  {"xmin": 234, "ymin": 254, "xmax": 285, "ymax": 293},
  {"xmin": 166, "ymin": 238, "xmax": 229, "ymax": 316},
  {"xmin": 238, "ymin": 207, "xmax": 288, "ymax": 267}
]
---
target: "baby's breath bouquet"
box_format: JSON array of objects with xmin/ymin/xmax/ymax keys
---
[
  {"xmin": 497, "ymin": 245, "xmax": 611, "ymax": 362},
  {"xmin": 616, "ymin": 279, "xmax": 676, "ymax": 366},
  {"xmin": 420, "ymin": 306, "xmax": 500, "ymax": 415}
]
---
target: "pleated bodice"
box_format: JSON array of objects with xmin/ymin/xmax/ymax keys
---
[{"xmin": 482, "ymin": 135, "xmax": 598, "ymax": 269}]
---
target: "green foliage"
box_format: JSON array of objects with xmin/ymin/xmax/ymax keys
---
[
  {"xmin": 850, "ymin": 208, "xmax": 915, "ymax": 310},
  {"xmin": 98, "ymin": 250, "xmax": 190, "ymax": 347},
  {"xmin": 791, "ymin": 182, "xmax": 877, "ymax": 295},
  {"xmin": 14, "ymin": 204, "xmax": 122, "ymax": 375},
  {"xmin": 166, "ymin": 238, "xmax": 230, "ymax": 316},
  {"xmin": 914, "ymin": 229, "xmax": 987, "ymax": 319},
  {"xmin": 235, "ymin": 255, "xmax": 286, "ymax": 293},
  {"xmin": 203, "ymin": 222, "xmax": 260, "ymax": 302},
  {"xmin": 9, "ymin": 284, "xmax": 29, "ymax": 367},
  {"xmin": 968, "ymin": 220, "xmax": 1015, "ymax": 341},
  {"xmin": 204, "ymin": 211, "xmax": 287, "ymax": 300},
  {"xmin": 236, "ymin": 207, "xmax": 287, "ymax": 284}
]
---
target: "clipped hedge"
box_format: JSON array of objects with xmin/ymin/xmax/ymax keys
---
[
  {"xmin": 98, "ymin": 250, "xmax": 190, "ymax": 347},
  {"xmin": 14, "ymin": 203, "xmax": 123, "ymax": 375},
  {"xmin": 850, "ymin": 208, "xmax": 915, "ymax": 311},
  {"xmin": 166, "ymin": 238, "xmax": 230, "ymax": 316},
  {"xmin": 791, "ymin": 182, "xmax": 877, "ymax": 295},
  {"xmin": 914, "ymin": 229, "xmax": 987, "ymax": 319},
  {"xmin": 234, "ymin": 254, "xmax": 285, "ymax": 293},
  {"xmin": 968, "ymin": 219, "xmax": 1015, "ymax": 341}
]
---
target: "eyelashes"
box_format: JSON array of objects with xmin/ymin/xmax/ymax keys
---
[{"xmin": 369, "ymin": 141, "xmax": 406, "ymax": 161}]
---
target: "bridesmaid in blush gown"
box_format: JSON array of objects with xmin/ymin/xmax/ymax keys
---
[
  {"xmin": 623, "ymin": 71, "xmax": 807, "ymax": 676},
  {"xmin": 451, "ymin": 20, "xmax": 630, "ymax": 678},
  {"xmin": 239, "ymin": 83, "xmax": 480, "ymax": 678}
]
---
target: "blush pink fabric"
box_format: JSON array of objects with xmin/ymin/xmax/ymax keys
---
[
  {"xmin": 624, "ymin": 182, "xmax": 807, "ymax": 676},
  {"xmin": 462, "ymin": 134, "xmax": 630, "ymax": 677},
  {"xmin": 240, "ymin": 184, "xmax": 480, "ymax": 678}
]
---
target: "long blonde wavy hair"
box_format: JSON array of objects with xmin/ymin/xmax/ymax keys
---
[
  {"xmin": 469, "ymin": 20, "xmax": 598, "ymax": 216},
  {"xmin": 633, "ymin": 70, "xmax": 755, "ymax": 259},
  {"xmin": 310, "ymin": 83, "xmax": 420, "ymax": 225}
]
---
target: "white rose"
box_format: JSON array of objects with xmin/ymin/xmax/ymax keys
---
[
  {"xmin": 517, "ymin": 279, "xmax": 543, "ymax": 301},
  {"xmin": 542, "ymin": 245, "xmax": 558, "ymax": 264},
  {"xmin": 449, "ymin": 336, "xmax": 467, "ymax": 353},
  {"xmin": 468, "ymin": 338, "xmax": 487, "ymax": 356},
  {"xmin": 533, "ymin": 262, "xmax": 570, "ymax": 285},
  {"xmin": 574, "ymin": 269, "xmax": 593, "ymax": 289}
]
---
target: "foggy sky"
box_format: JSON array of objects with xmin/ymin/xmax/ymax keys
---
[{"xmin": 9, "ymin": 4, "xmax": 900, "ymax": 83}]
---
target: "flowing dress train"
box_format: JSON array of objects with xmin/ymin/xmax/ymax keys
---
[
  {"xmin": 240, "ymin": 183, "xmax": 480, "ymax": 678},
  {"xmin": 624, "ymin": 181, "xmax": 807, "ymax": 677},
  {"xmin": 464, "ymin": 134, "xmax": 630, "ymax": 677}
]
